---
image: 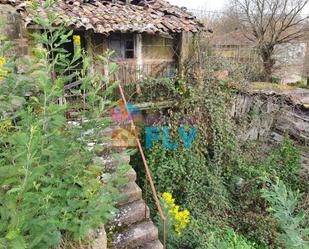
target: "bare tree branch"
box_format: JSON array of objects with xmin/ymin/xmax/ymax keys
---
[{"xmin": 230, "ymin": 0, "xmax": 309, "ymax": 81}]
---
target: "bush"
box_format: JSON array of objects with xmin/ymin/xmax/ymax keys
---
[
  {"xmin": 216, "ymin": 229, "xmax": 261, "ymax": 249},
  {"xmin": 132, "ymin": 53, "xmax": 307, "ymax": 248},
  {"xmin": 262, "ymin": 179, "xmax": 309, "ymax": 249},
  {"xmin": 0, "ymin": 2, "xmax": 124, "ymax": 248}
]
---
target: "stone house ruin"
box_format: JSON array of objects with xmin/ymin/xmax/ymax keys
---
[{"xmin": 0, "ymin": 0, "xmax": 208, "ymax": 86}]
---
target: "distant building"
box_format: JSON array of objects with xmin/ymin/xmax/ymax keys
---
[
  {"xmin": 209, "ymin": 31, "xmax": 258, "ymax": 63},
  {"xmin": 209, "ymin": 30, "xmax": 307, "ymax": 84}
]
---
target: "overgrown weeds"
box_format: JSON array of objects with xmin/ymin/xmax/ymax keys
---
[
  {"xmin": 132, "ymin": 56, "xmax": 308, "ymax": 248},
  {"xmin": 0, "ymin": 1, "xmax": 123, "ymax": 248}
]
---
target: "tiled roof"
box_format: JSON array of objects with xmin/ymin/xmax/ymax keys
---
[{"xmin": 0, "ymin": 0, "xmax": 209, "ymax": 36}]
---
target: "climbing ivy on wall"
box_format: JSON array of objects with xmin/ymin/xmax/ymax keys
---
[{"xmin": 132, "ymin": 57, "xmax": 308, "ymax": 248}]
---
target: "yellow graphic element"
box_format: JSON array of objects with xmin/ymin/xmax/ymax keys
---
[
  {"xmin": 162, "ymin": 192, "xmax": 190, "ymax": 236},
  {"xmin": 0, "ymin": 57, "xmax": 8, "ymax": 80},
  {"xmin": 73, "ymin": 35, "xmax": 81, "ymax": 46},
  {"xmin": 112, "ymin": 128, "xmax": 137, "ymax": 148}
]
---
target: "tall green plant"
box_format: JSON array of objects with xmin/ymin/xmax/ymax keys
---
[
  {"xmin": 262, "ymin": 179, "xmax": 309, "ymax": 249},
  {"xmin": 0, "ymin": 1, "xmax": 123, "ymax": 248}
]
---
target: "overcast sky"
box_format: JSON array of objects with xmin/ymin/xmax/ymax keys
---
[
  {"xmin": 167, "ymin": 0, "xmax": 227, "ymax": 11},
  {"xmin": 167, "ymin": 0, "xmax": 309, "ymax": 14}
]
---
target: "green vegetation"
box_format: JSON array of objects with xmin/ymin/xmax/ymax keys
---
[
  {"xmin": 294, "ymin": 80, "xmax": 309, "ymax": 89},
  {"xmin": 132, "ymin": 58, "xmax": 309, "ymax": 248},
  {"xmin": 262, "ymin": 180, "xmax": 309, "ymax": 249},
  {"xmin": 0, "ymin": 1, "xmax": 308, "ymax": 249},
  {"xmin": 0, "ymin": 2, "xmax": 124, "ymax": 248},
  {"xmin": 251, "ymin": 82, "xmax": 296, "ymax": 91}
]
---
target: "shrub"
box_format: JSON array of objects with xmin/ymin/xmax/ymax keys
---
[
  {"xmin": 0, "ymin": 1, "xmax": 124, "ymax": 248},
  {"xmin": 132, "ymin": 41, "xmax": 307, "ymax": 249},
  {"xmin": 216, "ymin": 229, "xmax": 261, "ymax": 249},
  {"xmin": 262, "ymin": 179, "xmax": 309, "ymax": 249}
]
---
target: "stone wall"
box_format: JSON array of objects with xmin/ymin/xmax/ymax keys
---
[
  {"xmin": 274, "ymin": 42, "xmax": 307, "ymax": 84},
  {"xmin": 232, "ymin": 88, "xmax": 309, "ymax": 173},
  {"xmin": 0, "ymin": 4, "xmax": 29, "ymax": 56}
]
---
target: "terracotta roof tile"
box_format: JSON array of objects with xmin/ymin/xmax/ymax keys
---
[{"xmin": 0, "ymin": 0, "xmax": 210, "ymax": 35}]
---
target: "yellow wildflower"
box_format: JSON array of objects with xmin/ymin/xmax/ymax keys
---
[
  {"xmin": 0, "ymin": 120, "xmax": 12, "ymax": 130},
  {"xmin": 161, "ymin": 192, "xmax": 190, "ymax": 236},
  {"xmin": 162, "ymin": 192, "xmax": 173, "ymax": 203},
  {"xmin": 73, "ymin": 35, "xmax": 81, "ymax": 46},
  {"xmin": 0, "ymin": 120, "xmax": 12, "ymax": 138},
  {"xmin": 0, "ymin": 56, "xmax": 8, "ymax": 80}
]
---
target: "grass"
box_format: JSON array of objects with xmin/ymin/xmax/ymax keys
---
[
  {"xmin": 251, "ymin": 82, "xmax": 296, "ymax": 91},
  {"xmin": 293, "ymin": 79, "xmax": 309, "ymax": 89},
  {"xmin": 251, "ymin": 79, "xmax": 309, "ymax": 92}
]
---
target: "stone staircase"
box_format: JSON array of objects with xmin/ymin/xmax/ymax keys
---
[{"xmin": 99, "ymin": 127, "xmax": 163, "ymax": 249}]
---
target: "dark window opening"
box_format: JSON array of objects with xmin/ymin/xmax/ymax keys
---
[
  {"xmin": 62, "ymin": 32, "xmax": 86, "ymax": 86},
  {"xmin": 125, "ymin": 50, "xmax": 134, "ymax": 58},
  {"xmin": 46, "ymin": 31, "xmax": 86, "ymax": 90},
  {"xmin": 125, "ymin": 40, "xmax": 134, "ymax": 50},
  {"xmin": 125, "ymin": 39, "xmax": 134, "ymax": 58},
  {"xmin": 108, "ymin": 33, "xmax": 135, "ymax": 60}
]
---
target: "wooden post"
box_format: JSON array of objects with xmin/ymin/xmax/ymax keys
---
[
  {"xmin": 85, "ymin": 31, "xmax": 95, "ymax": 75},
  {"xmin": 178, "ymin": 32, "xmax": 186, "ymax": 79},
  {"xmin": 136, "ymin": 33, "xmax": 142, "ymax": 94},
  {"xmin": 179, "ymin": 32, "xmax": 194, "ymax": 80}
]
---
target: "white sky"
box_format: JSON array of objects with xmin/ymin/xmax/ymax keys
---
[
  {"xmin": 167, "ymin": 0, "xmax": 228, "ymax": 11},
  {"xmin": 167, "ymin": 0, "xmax": 309, "ymax": 14}
]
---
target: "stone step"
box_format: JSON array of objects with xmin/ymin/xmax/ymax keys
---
[
  {"xmin": 118, "ymin": 182, "xmax": 142, "ymax": 206},
  {"xmin": 99, "ymin": 167, "xmax": 136, "ymax": 186},
  {"xmin": 94, "ymin": 153, "xmax": 131, "ymax": 172},
  {"xmin": 96, "ymin": 143, "xmax": 126, "ymax": 156},
  {"xmin": 113, "ymin": 200, "xmax": 150, "ymax": 227},
  {"xmin": 136, "ymin": 240, "xmax": 164, "ymax": 249},
  {"xmin": 107, "ymin": 154, "xmax": 131, "ymax": 169},
  {"xmin": 125, "ymin": 168, "xmax": 137, "ymax": 183},
  {"xmin": 112, "ymin": 222, "xmax": 158, "ymax": 249}
]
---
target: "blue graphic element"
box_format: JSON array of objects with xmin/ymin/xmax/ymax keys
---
[
  {"xmin": 145, "ymin": 127, "xmax": 161, "ymax": 149},
  {"xmin": 162, "ymin": 127, "xmax": 178, "ymax": 149},
  {"xmin": 126, "ymin": 103, "xmax": 141, "ymax": 121},
  {"xmin": 145, "ymin": 127, "xmax": 197, "ymax": 149},
  {"xmin": 178, "ymin": 127, "xmax": 197, "ymax": 149}
]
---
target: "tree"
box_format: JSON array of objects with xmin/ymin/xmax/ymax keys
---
[
  {"xmin": 232, "ymin": 0, "xmax": 309, "ymax": 81},
  {"xmin": 210, "ymin": 8, "xmax": 242, "ymax": 35}
]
